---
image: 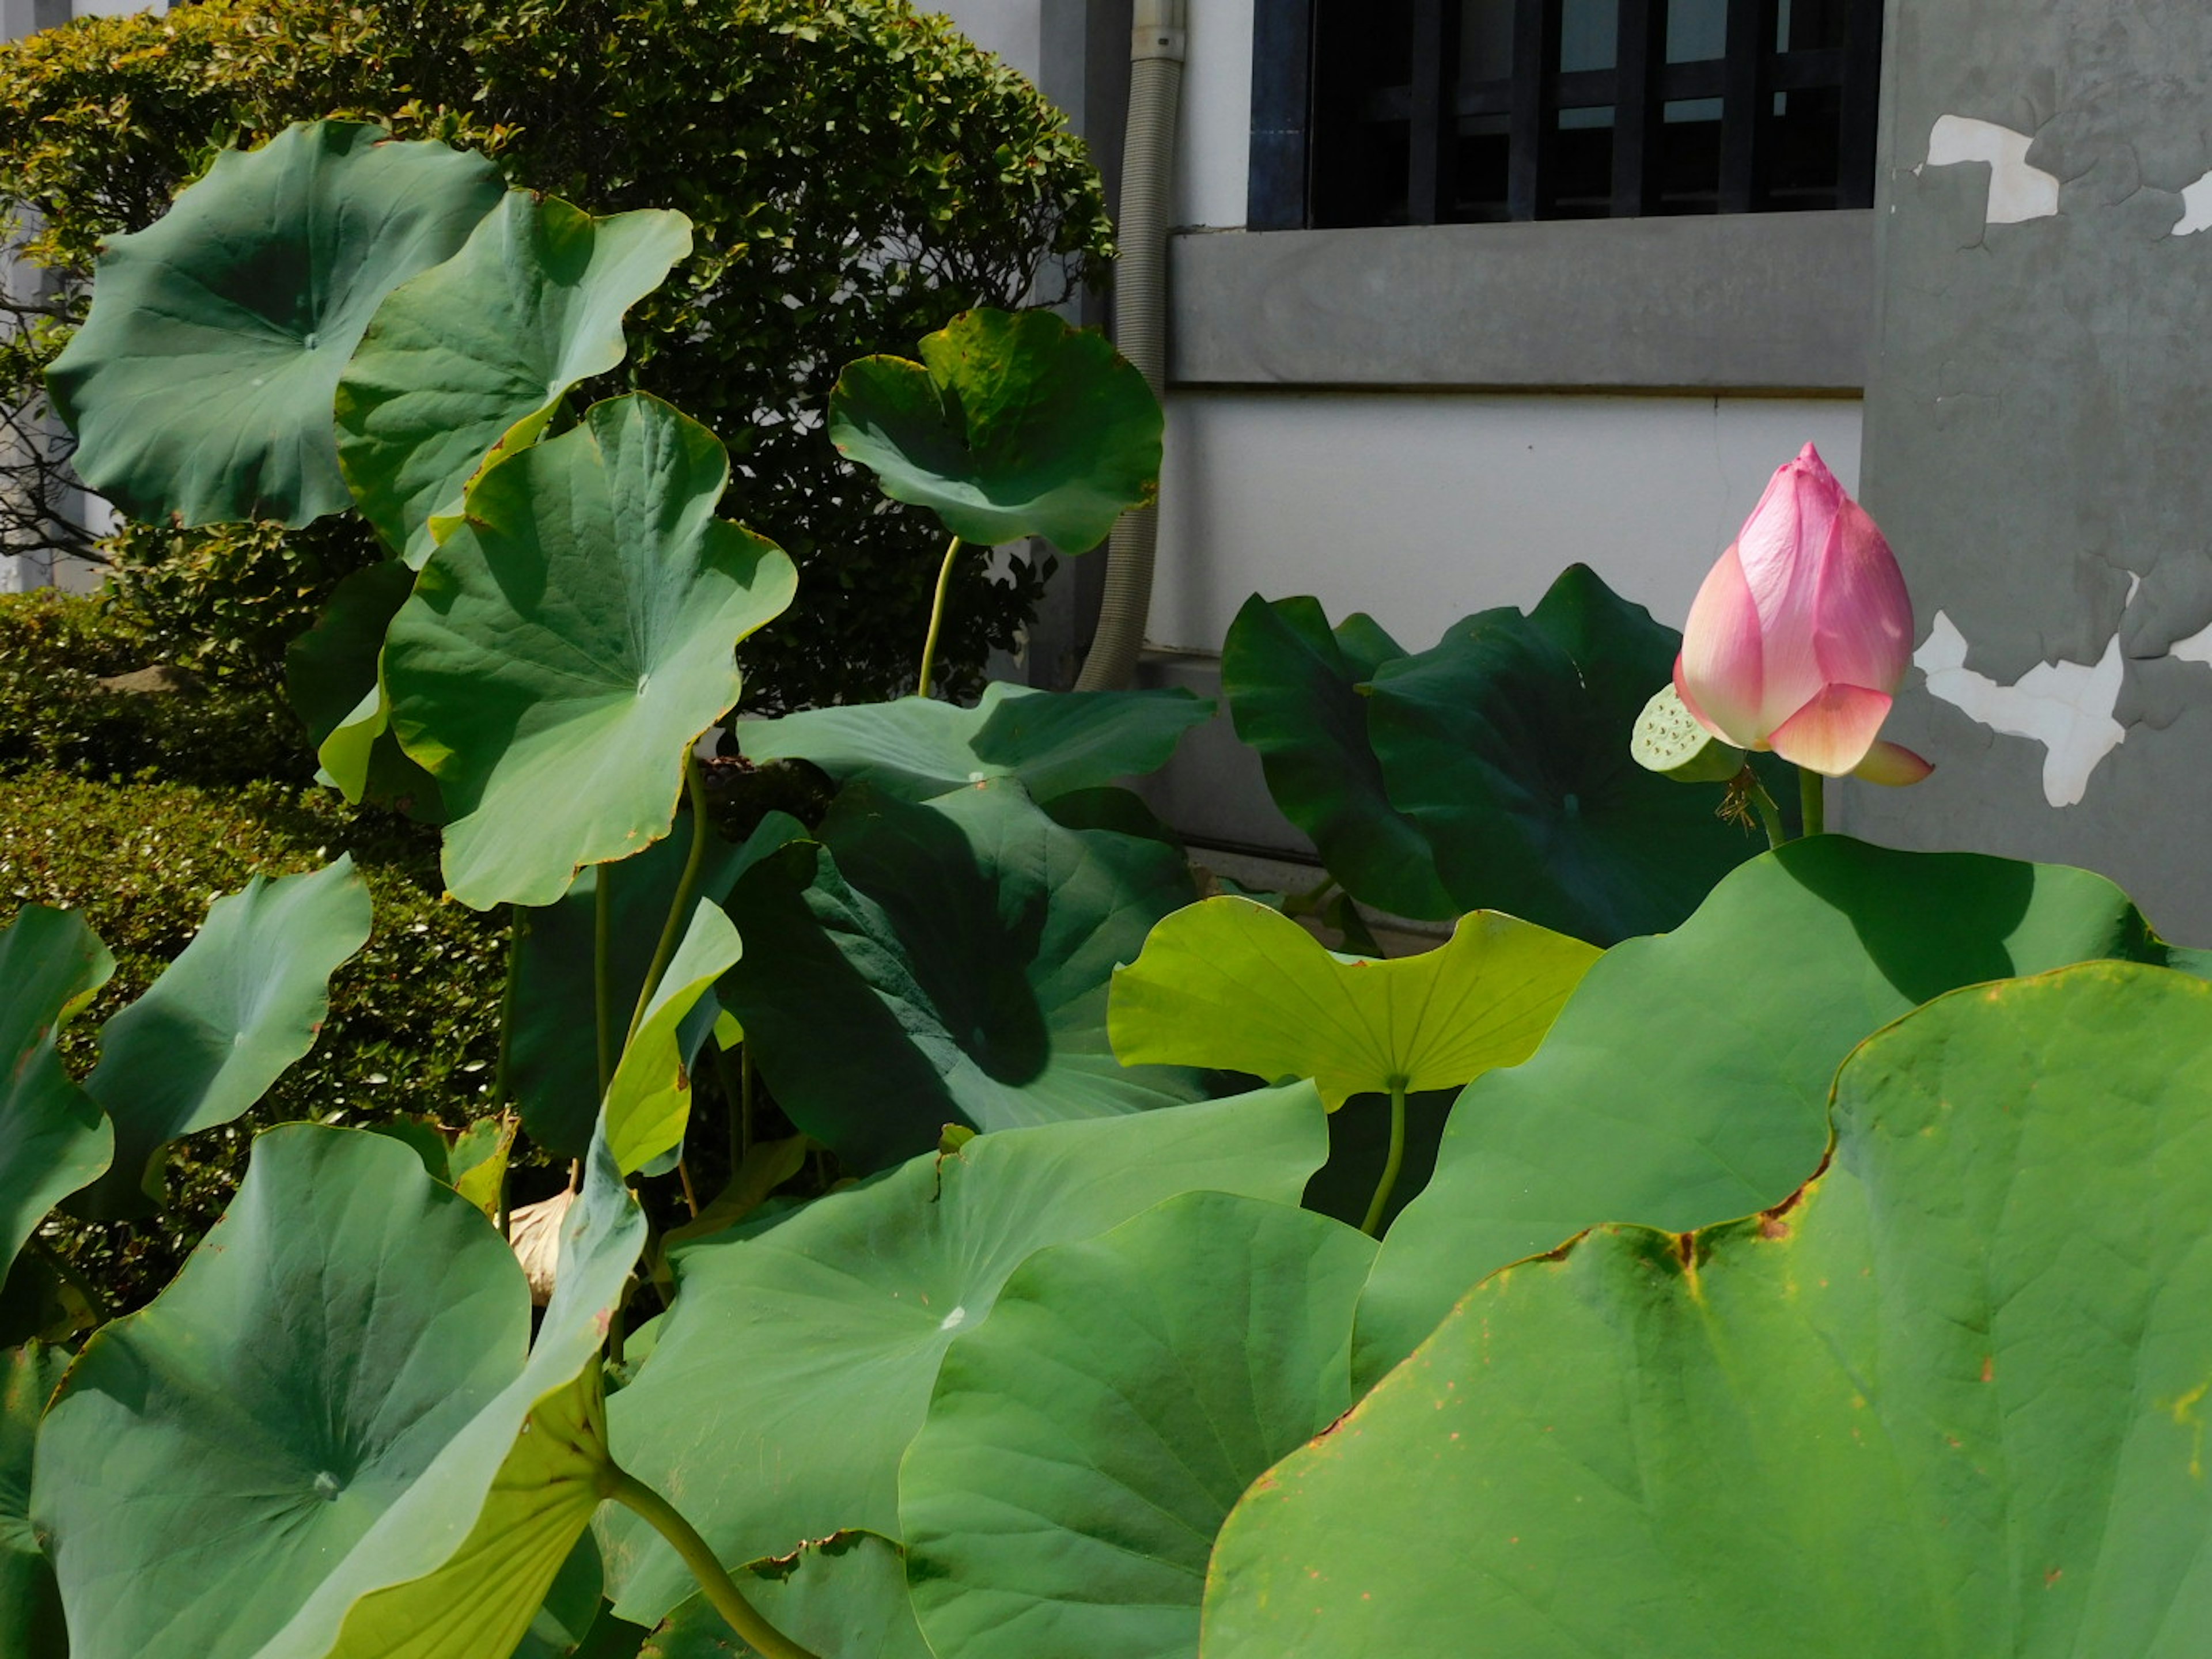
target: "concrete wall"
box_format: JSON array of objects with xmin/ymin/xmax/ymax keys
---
[{"xmin": 1840, "ymin": 2, "xmax": 2212, "ymax": 941}]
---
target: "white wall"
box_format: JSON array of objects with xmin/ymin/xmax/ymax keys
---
[
  {"xmin": 1153, "ymin": 391, "xmax": 1865, "ymax": 651},
  {"xmin": 932, "ymin": 0, "xmax": 1043, "ymax": 81},
  {"xmin": 1177, "ymin": 0, "xmax": 1255, "ymax": 228}
]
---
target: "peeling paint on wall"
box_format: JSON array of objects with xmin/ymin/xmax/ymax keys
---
[
  {"xmin": 1915, "ymin": 612, "xmax": 2124, "ymax": 807},
  {"xmin": 2173, "ymin": 172, "xmax": 2212, "ymax": 236},
  {"xmin": 1920, "ymin": 115, "xmax": 2061, "ymax": 224}
]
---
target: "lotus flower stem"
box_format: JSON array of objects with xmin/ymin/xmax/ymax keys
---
[
  {"xmin": 915, "ymin": 533, "xmax": 963, "ymax": 700},
  {"xmin": 607, "ymin": 1468, "xmax": 822, "ymax": 1659},
  {"xmin": 1748, "ymin": 779, "xmax": 1786, "ymax": 850},
  {"xmin": 628, "ymin": 751, "xmax": 714, "ymax": 1049},
  {"xmin": 1799, "ymin": 767, "xmax": 1825, "ymax": 839},
  {"xmin": 1361, "ymin": 1081, "xmax": 1410, "ymax": 1238},
  {"xmin": 595, "ymin": 862, "xmax": 617, "ymax": 1102}
]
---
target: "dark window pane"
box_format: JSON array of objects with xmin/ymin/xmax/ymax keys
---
[
  {"xmin": 1459, "ymin": 0, "xmax": 1514, "ymax": 84},
  {"xmin": 1554, "ymin": 104, "xmax": 1614, "ymax": 217},
  {"xmin": 1449, "ymin": 112, "xmax": 1513, "ymax": 221},
  {"xmin": 1312, "ymin": 2, "xmax": 1416, "ymax": 226},
  {"xmin": 1766, "ymin": 82, "xmax": 1843, "ymax": 206},
  {"xmin": 1560, "ymin": 0, "xmax": 1617, "ymax": 73},
  {"xmin": 1667, "ymin": 0, "xmax": 1727, "ymax": 62},
  {"xmin": 1657, "ymin": 97, "xmax": 1723, "ymax": 213},
  {"xmin": 1779, "ymin": 0, "xmax": 1849, "ymax": 51}
]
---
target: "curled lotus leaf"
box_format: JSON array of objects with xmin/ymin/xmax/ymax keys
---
[
  {"xmin": 828, "ymin": 307, "xmax": 1161, "ymax": 551},
  {"xmin": 47, "ymin": 121, "xmax": 501, "ymax": 528},
  {"xmin": 337, "ymin": 191, "xmax": 694, "ymax": 566},
  {"xmin": 384, "ymin": 392, "xmax": 797, "ymax": 909},
  {"xmin": 0, "ymin": 908, "xmax": 112, "ymax": 1280}
]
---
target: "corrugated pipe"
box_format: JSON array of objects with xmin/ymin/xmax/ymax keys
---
[{"xmin": 1076, "ymin": 0, "xmax": 1186, "ymax": 691}]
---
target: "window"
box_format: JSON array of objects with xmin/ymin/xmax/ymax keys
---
[{"xmin": 1248, "ymin": 0, "xmax": 1881, "ymax": 229}]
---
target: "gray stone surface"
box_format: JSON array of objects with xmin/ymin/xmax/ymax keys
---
[
  {"xmin": 1168, "ymin": 211, "xmax": 1873, "ymax": 391},
  {"xmin": 1842, "ymin": 3, "xmax": 2212, "ymax": 944}
]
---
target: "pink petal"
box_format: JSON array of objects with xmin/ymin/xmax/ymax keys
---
[
  {"xmin": 1675, "ymin": 543, "xmax": 1766, "ymax": 748},
  {"xmin": 1732, "ymin": 451, "xmax": 1840, "ymax": 736},
  {"xmin": 1810, "ymin": 496, "xmax": 1913, "ymax": 695},
  {"xmin": 1852, "ymin": 739, "xmax": 1934, "ymax": 786},
  {"xmin": 1767, "ymin": 683, "xmax": 1894, "ymax": 777}
]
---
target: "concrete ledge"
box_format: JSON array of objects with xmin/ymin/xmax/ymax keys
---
[{"xmin": 1168, "ymin": 211, "xmax": 1873, "ymax": 392}]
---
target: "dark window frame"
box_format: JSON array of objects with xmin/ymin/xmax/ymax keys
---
[{"xmin": 1248, "ymin": 0, "xmax": 1881, "ymax": 230}]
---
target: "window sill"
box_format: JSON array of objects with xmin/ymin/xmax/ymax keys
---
[{"xmin": 1166, "ymin": 210, "xmax": 1872, "ymax": 393}]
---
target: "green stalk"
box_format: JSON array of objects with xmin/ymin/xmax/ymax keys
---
[
  {"xmin": 914, "ymin": 533, "xmax": 963, "ymax": 700},
  {"xmin": 594, "ymin": 862, "xmax": 616, "ymax": 1104},
  {"xmin": 627, "ymin": 751, "xmax": 714, "ymax": 1050},
  {"xmin": 711, "ymin": 1035, "xmax": 747, "ymax": 1163},
  {"xmin": 1748, "ymin": 778, "xmax": 1786, "ymax": 850},
  {"xmin": 494, "ymin": 904, "xmax": 524, "ymax": 1109},
  {"xmin": 607, "ymin": 1469, "xmax": 821, "ymax": 1659},
  {"xmin": 1360, "ymin": 1081, "xmax": 1410, "ymax": 1238},
  {"xmin": 1798, "ymin": 766, "xmax": 1826, "ymax": 838}
]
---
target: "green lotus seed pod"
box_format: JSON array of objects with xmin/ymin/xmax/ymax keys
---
[{"xmin": 1631, "ymin": 683, "xmax": 1745, "ymax": 783}]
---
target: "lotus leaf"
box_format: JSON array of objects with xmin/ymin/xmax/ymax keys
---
[
  {"xmin": 34, "ymin": 1122, "xmax": 645, "ymax": 1659},
  {"xmin": 338, "ymin": 192, "xmax": 693, "ymax": 565},
  {"xmin": 828, "ymin": 307, "xmax": 1160, "ymax": 551},
  {"xmin": 596, "ymin": 1083, "xmax": 1330, "ymax": 1624},
  {"xmin": 602, "ymin": 900, "xmax": 741, "ymax": 1177},
  {"xmin": 285, "ymin": 560, "xmax": 442, "ymax": 813},
  {"xmin": 1218, "ymin": 595, "xmax": 1450, "ymax": 920},
  {"xmin": 1205, "ymin": 962, "xmax": 2212, "ymax": 1657},
  {"xmin": 75, "ymin": 858, "xmax": 373, "ymax": 1219},
  {"xmin": 1356, "ymin": 835, "xmax": 2207, "ymax": 1385},
  {"xmin": 384, "ymin": 393, "xmax": 797, "ymax": 908},
  {"xmin": 902, "ymin": 1191, "xmax": 1374, "ymax": 1659},
  {"xmin": 1365, "ymin": 564, "xmax": 1777, "ymax": 943},
  {"xmin": 1108, "ymin": 897, "xmax": 1600, "ymax": 1110},
  {"xmin": 0, "ymin": 1343, "xmax": 65, "ymax": 1659},
  {"xmin": 718, "ymin": 779, "xmax": 1210, "ymax": 1170},
  {"xmin": 0, "ymin": 908, "xmax": 112, "ymax": 1277},
  {"xmin": 47, "ymin": 122, "xmax": 501, "ymax": 527},
  {"xmin": 737, "ymin": 681, "xmax": 1211, "ymax": 803},
  {"xmin": 510, "ymin": 814, "xmax": 807, "ymax": 1160}
]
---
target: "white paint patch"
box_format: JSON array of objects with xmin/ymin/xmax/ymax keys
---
[
  {"xmin": 1916, "ymin": 612, "xmax": 2125, "ymax": 808},
  {"xmin": 2174, "ymin": 171, "xmax": 2212, "ymax": 236},
  {"xmin": 2169, "ymin": 618, "xmax": 2212, "ymax": 665},
  {"xmin": 1923, "ymin": 115, "xmax": 2061, "ymax": 225},
  {"xmin": 939, "ymin": 1305, "xmax": 968, "ymax": 1332}
]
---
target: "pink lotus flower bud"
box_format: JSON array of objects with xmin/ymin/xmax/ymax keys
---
[{"xmin": 1673, "ymin": 443, "xmax": 1933, "ymax": 784}]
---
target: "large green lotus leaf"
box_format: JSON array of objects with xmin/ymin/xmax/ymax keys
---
[
  {"xmin": 718, "ymin": 778, "xmax": 1211, "ymax": 1171},
  {"xmin": 827, "ymin": 307, "xmax": 1161, "ymax": 551},
  {"xmin": 1109, "ymin": 897, "xmax": 1600, "ymax": 1110},
  {"xmin": 285, "ymin": 560, "xmax": 444, "ymax": 814},
  {"xmin": 1204, "ymin": 962, "xmax": 2212, "ymax": 1657},
  {"xmin": 75, "ymin": 858, "xmax": 373, "ymax": 1219},
  {"xmin": 902, "ymin": 1191, "xmax": 1374, "ymax": 1659},
  {"xmin": 645, "ymin": 1533, "xmax": 927, "ymax": 1659},
  {"xmin": 338, "ymin": 192, "xmax": 693, "ymax": 566},
  {"xmin": 1355, "ymin": 834, "xmax": 2205, "ymax": 1388},
  {"xmin": 737, "ymin": 681, "xmax": 1213, "ymax": 804},
  {"xmin": 1219, "ymin": 595, "xmax": 1452, "ymax": 920},
  {"xmin": 0, "ymin": 908, "xmax": 112, "ymax": 1277},
  {"xmin": 385, "ymin": 393, "xmax": 797, "ymax": 909},
  {"xmin": 603, "ymin": 900, "xmax": 741, "ymax": 1177},
  {"xmin": 1, "ymin": 1343, "xmax": 66, "ymax": 1659},
  {"xmin": 33, "ymin": 1122, "xmax": 646, "ymax": 1659},
  {"xmin": 510, "ymin": 814, "xmax": 806, "ymax": 1160},
  {"xmin": 596, "ymin": 1082, "xmax": 1330, "ymax": 1625},
  {"xmin": 47, "ymin": 121, "xmax": 502, "ymax": 528},
  {"xmin": 1366, "ymin": 564, "xmax": 1777, "ymax": 944}
]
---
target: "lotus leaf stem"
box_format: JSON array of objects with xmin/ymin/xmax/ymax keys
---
[
  {"xmin": 1798, "ymin": 767, "xmax": 1825, "ymax": 839},
  {"xmin": 628, "ymin": 751, "xmax": 714, "ymax": 1049},
  {"xmin": 1361, "ymin": 1081, "xmax": 1410, "ymax": 1238},
  {"xmin": 1749, "ymin": 779, "xmax": 1786, "ymax": 850},
  {"xmin": 915, "ymin": 533, "xmax": 963, "ymax": 700},
  {"xmin": 594, "ymin": 863, "xmax": 616, "ymax": 1103},
  {"xmin": 607, "ymin": 1468, "xmax": 821, "ymax": 1659}
]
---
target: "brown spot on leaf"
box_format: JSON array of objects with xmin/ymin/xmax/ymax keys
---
[{"xmin": 1981, "ymin": 1355, "xmax": 1995, "ymax": 1383}]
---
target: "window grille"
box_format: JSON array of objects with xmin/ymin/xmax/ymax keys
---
[{"xmin": 1249, "ymin": 0, "xmax": 1881, "ymax": 229}]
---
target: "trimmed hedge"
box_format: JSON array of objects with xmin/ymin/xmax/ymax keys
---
[
  {"xmin": 1, "ymin": 0, "xmax": 1115, "ymax": 704},
  {"xmin": 0, "ymin": 769, "xmax": 507, "ymax": 1309}
]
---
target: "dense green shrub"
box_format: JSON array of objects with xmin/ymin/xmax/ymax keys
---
[
  {"xmin": 0, "ymin": 768, "xmax": 507, "ymax": 1306},
  {"xmin": 0, "ymin": 0, "xmax": 1113, "ymax": 702},
  {"xmin": 0, "ymin": 588, "xmax": 310, "ymax": 785}
]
